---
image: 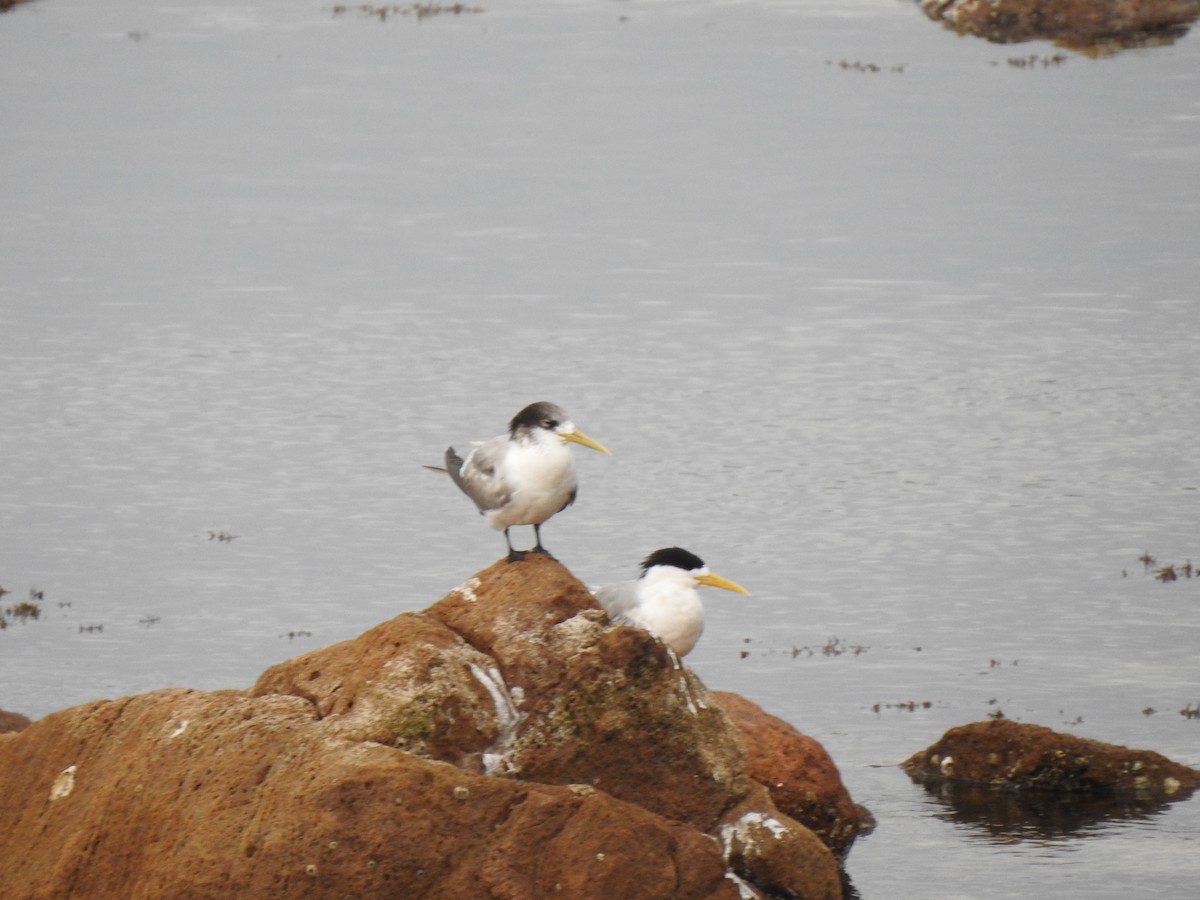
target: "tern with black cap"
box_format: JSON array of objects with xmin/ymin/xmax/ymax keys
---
[{"xmin": 594, "ymin": 547, "xmax": 750, "ymax": 656}]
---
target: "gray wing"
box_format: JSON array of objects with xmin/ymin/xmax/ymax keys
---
[
  {"xmin": 444, "ymin": 437, "xmax": 511, "ymax": 513},
  {"xmin": 593, "ymin": 580, "xmax": 644, "ymax": 627}
]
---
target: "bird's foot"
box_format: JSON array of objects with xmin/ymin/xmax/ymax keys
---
[
  {"xmin": 530, "ymin": 546, "xmax": 557, "ymax": 562},
  {"xmin": 506, "ymin": 548, "xmax": 528, "ymax": 563}
]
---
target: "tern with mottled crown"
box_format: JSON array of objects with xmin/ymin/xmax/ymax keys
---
[{"xmin": 431, "ymin": 401, "xmax": 610, "ymax": 562}]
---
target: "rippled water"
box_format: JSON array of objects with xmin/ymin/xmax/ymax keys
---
[{"xmin": 3, "ymin": 2, "xmax": 1199, "ymax": 897}]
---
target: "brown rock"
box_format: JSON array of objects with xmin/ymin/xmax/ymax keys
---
[
  {"xmin": 902, "ymin": 719, "xmax": 1200, "ymax": 796},
  {"xmin": 714, "ymin": 691, "xmax": 869, "ymax": 860},
  {"xmin": 0, "ymin": 689, "xmax": 736, "ymax": 898},
  {"xmin": 919, "ymin": 0, "xmax": 1200, "ymax": 53},
  {"xmin": 254, "ymin": 558, "xmax": 753, "ymax": 832},
  {"xmin": 0, "ymin": 708, "xmax": 31, "ymax": 733},
  {"xmin": 715, "ymin": 780, "xmax": 845, "ymax": 900},
  {"xmin": 0, "ymin": 555, "xmax": 851, "ymax": 900}
]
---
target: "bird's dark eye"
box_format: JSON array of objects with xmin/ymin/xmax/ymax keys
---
[{"xmin": 544, "ymin": 419, "xmax": 559, "ymax": 430}]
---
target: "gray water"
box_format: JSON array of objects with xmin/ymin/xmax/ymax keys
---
[{"xmin": 2, "ymin": 1, "xmax": 1198, "ymax": 897}]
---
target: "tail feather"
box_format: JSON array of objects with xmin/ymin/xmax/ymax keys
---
[
  {"xmin": 425, "ymin": 447, "xmax": 464, "ymax": 479},
  {"xmin": 443, "ymin": 446, "xmax": 468, "ymax": 493}
]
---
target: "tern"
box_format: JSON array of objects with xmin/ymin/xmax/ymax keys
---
[
  {"xmin": 433, "ymin": 401, "xmax": 610, "ymax": 562},
  {"xmin": 594, "ymin": 547, "xmax": 750, "ymax": 656}
]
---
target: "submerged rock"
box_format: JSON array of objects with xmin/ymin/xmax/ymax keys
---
[
  {"xmin": 0, "ymin": 555, "xmax": 853, "ymax": 899},
  {"xmin": 902, "ymin": 719, "xmax": 1200, "ymax": 797},
  {"xmin": 919, "ymin": 0, "xmax": 1200, "ymax": 54}
]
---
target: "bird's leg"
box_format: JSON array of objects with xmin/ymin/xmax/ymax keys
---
[
  {"xmin": 530, "ymin": 524, "xmax": 556, "ymax": 561},
  {"xmin": 504, "ymin": 528, "xmax": 526, "ymax": 563}
]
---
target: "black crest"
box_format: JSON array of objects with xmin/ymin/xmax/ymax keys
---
[
  {"xmin": 641, "ymin": 547, "xmax": 705, "ymax": 574},
  {"xmin": 510, "ymin": 401, "xmax": 568, "ymax": 436}
]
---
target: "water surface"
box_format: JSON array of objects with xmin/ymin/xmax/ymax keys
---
[{"xmin": 2, "ymin": 2, "xmax": 1198, "ymax": 897}]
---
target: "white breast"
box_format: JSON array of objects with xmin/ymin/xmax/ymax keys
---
[
  {"xmin": 627, "ymin": 570, "xmax": 705, "ymax": 656},
  {"xmin": 484, "ymin": 438, "xmax": 576, "ymax": 530}
]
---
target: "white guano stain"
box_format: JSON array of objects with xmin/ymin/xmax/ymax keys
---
[
  {"xmin": 678, "ymin": 674, "xmax": 699, "ymax": 715},
  {"xmin": 469, "ymin": 663, "xmax": 526, "ymax": 775},
  {"xmin": 453, "ymin": 577, "xmax": 482, "ymax": 602},
  {"xmin": 724, "ymin": 870, "xmax": 760, "ymax": 899},
  {"xmin": 719, "ymin": 811, "xmax": 789, "ymax": 862},
  {"xmin": 49, "ymin": 765, "xmax": 77, "ymax": 802}
]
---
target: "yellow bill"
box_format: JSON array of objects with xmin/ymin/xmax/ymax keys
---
[
  {"xmin": 561, "ymin": 428, "xmax": 611, "ymax": 456},
  {"xmin": 696, "ymin": 572, "xmax": 750, "ymax": 595}
]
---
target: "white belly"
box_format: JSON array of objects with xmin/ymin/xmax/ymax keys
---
[
  {"xmin": 484, "ymin": 442, "xmax": 577, "ymax": 530},
  {"xmin": 635, "ymin": 592, "xmax": 705, "ymax": 657}
]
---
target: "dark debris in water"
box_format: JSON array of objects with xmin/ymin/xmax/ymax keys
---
[
  {"xmin": 737, "ymin": 636, "xmax": 870, "ymax": 659},
  {"xmin": 989, "ymin": 53, "xmax": 1069, "ymax": 68},
  {"xmin": 328, "ymin": 3, "xmax": 484, "ymax": 22},
  {"xmin": 1, "ymin": 588, "xmax": 46, "ymax": 629},
  {"xmin": 1154, "ymin": 562, "xmax": 1195, "ymax": 582},
  {"xmin": 825, "ymin": 60, "xmax": 908, "ymax": 74},
  {"xmin": 819, "ymin": 636, "xmax": 869, "ymax": 657},
  {"xmin": 1135, "ymin": 551, "xmax": 1195, "ymax": 582},
  {"xmin": 6, "ymin": 601, "xmax": 41, "ymax": 622},
  {"xmin": 871, "ymin": 700, "xmax": 934, "ymax": 713}
]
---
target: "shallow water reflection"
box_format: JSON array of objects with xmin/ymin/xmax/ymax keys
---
[{"xmin": 915, "ymin": 778, "xmax": 1195, "ymax": 844}]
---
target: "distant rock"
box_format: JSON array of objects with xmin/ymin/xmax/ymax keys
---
[
  {"xmin": 0, "ymin": 555, "xmax": 855, "ymax": 899},
  {"xmin": 0, "ymin": 709, "xmax": 31, "ymax": 733},
  {"xmin": 919, "ymin": 0, "xmax": 1200, "ymax": 54},
  {"xmin": 902, "ymin": 719, "xmax": 1200, "ymax": 796}
]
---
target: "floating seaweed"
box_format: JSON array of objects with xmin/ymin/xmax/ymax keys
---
[
  {"xmin": 825, "ymin": 60, "xmax": 908, "ymax": 74},
  {"xmin": 1137, "ymin": 552, "xmax": 1196, "ymax": 582},
  {"xmin": 871, "ymin": 700, "xmax": 934, "ymax": 713},
  {"xmin": 328, "ymin": 3, "xmax": 484, "ymax": 22}
]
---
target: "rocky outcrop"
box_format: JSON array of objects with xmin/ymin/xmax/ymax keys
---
[
  {"xmin": 0, "ymin": 555, "xmax": 852, "ymax": 900},
  {"xmin": 713, "ymin": 692, "xmax": 870, "ymax": 861},
  {"xmin": 902, "ymin": 719, "xmax": 1200, "ymax": 796},
  {"xmin": 0, "ymin": 689, "xmax": 742, "ymax": 898},
  {"xmin": 919, "ymin": 0, "xmax": 1200, "ymax": 53},
  {"xmin": 0, "ymin": 708, "xmax": 31, "ymax": 733}
]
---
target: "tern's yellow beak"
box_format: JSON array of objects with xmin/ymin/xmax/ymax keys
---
[
  {"xmin": 560, "ymin": 428, "xmax": 611, "ymax": 456},
  {"xmin": 696, "ymin": 572, "xmax": 750, "ymax": 595}
]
